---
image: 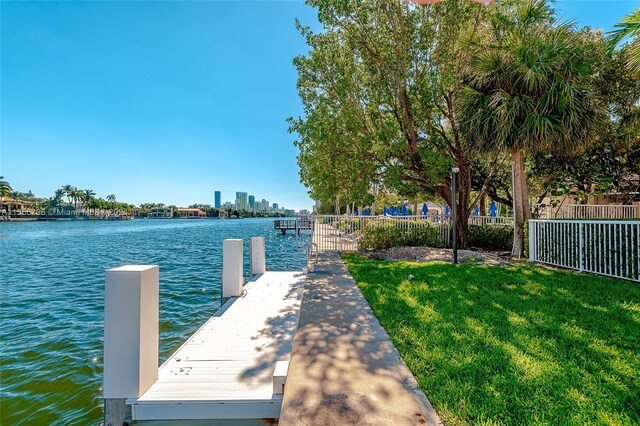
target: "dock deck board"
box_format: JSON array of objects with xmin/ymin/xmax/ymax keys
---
[{"xmin": 129, "ymin": 271, "xmax": 305, "ymax": 421}]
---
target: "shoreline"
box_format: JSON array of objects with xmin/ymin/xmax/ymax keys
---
[{"xmin": 0, "ymin": 216, "xmax": 295, "ymax": 222}]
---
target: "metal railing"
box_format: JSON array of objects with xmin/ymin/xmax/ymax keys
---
[
  {"xmin": 304, "ymin": 214, "xmax": 516, "ymax": 253},
  {"xmin": 308, "ymin": 215, "xmax": 452, "ymax": 252},
  {"xmin": 528, "ymin": 220, "xmax": 640, "ymax": 282},
  {"xmin": 534, "ymin": 204, "xmax": 638, "ymax": 219},
  {"xmin": 468, "ymin": 215, "xmax": 514, "ymax": 226}
]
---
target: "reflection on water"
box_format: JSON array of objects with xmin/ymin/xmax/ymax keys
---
[{"xmin": 0, "ymin": 218, "xmax": 309, "ymax": 425}]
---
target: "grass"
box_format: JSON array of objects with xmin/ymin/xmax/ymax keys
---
[{"xmin": 342, "ymin": 254, "xmax": 640, "ymax": 425}]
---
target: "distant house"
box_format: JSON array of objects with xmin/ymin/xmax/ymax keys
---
[
  {"xmin": 176, "ymin": 208, "xmax": 206, "ymax": 219},
  {"xmin": 1, "ymin": 197, "xmax": 36, "ymax": 218},
  {"xmin": 132, "ymin": 207, "xmax": 145, "ymax": 218},
  {"xmin": 148, "ymin": 207, "xmax": 173, "ymax": 218}
]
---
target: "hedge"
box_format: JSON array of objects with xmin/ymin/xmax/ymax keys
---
[
  {"xmin": 358, "ymin": 223, "xmax": 512, "ymax": 251},
  {"xmin": 358, "ymin": 224, "xmax": 446, "ymax": 250}
]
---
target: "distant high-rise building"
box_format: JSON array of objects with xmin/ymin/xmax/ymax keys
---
[
  {"xmin": 248, "ymin": 195, "xmax": 255, "ymax": 211},
  {"xmin": 236, "ymin": 192, "xmax": 248, "ymax": 211},
  {"xmin": 272, "ymin": 203, "xmax": 278, "ymax": 210},
  {"xmin": 214, "ymin": 191, "xmax": 221, "ymax": 209}
]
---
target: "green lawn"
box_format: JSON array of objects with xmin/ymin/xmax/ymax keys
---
[{"xmin": 342, "ymin": 254, "xmax": 640, "ymax": 425}]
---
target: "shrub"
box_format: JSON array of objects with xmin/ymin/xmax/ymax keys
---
[
  {"xmin": 468, "ymin": 225, "xmax": 513, "ymax": 250},
  {"xmin": 359, "ymin": 224, "xmax": 446, "ymax": 250}
]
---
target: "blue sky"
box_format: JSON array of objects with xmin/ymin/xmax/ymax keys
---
[{"xmin": 1, "ymin": 1, "xmax": 638, "ymax": 210}]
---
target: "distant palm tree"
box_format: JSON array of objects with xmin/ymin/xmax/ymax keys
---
[
  {"xmin": 61, "ymin": 185, "xmax": 75, "ymax": 205},
  {"xmin": 0, "ymin": 176, "xmax": 12, "ymax": 218},
  {"xmin": 106, "ymin": 194, "xmax": 116, "ymax": 215},
  {"xmin": 72, "ymin": 188, "xmax": 84, "ymax": 210},
  {"xmin": 608, "ymin": 8, "xmax": 640, "ymax": 73},
  {"xmin": 51, "ymin": 189, "xmax": 66, "ymax": 215},
  {"xmin": 83, "ymin": 189, "xmax": 96, "ymax": 214}
]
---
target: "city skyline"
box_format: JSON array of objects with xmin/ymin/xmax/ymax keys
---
[{"xmin": 213, "ymin": 190, "xmax": 300, "ymax": 214}]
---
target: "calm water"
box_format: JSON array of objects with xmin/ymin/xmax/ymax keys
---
[{"xmin": 0, "ymin": 218, "xmax": 310, "ymax": 425}]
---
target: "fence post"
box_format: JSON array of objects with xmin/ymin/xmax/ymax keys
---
[
  {"xmin": 222, "ymin": 239, "xmax": 244, "ymax": 299},
  {"xmin": 579, "ymin": 222, "xmax": 584, "ymax": 272},
  {"xmin": 104, "ymin": 265, "xmax": 159, "ymax": 426},
  {"xmin": 250, "ymin": 236, "xmax": 266, "ymax": 276},
  {"xmin": 528, "ymin": 221, "xmax": 536, "ymax": 262}
]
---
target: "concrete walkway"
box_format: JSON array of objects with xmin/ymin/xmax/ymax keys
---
[{"xmin": 279, "ymin": 251, "xmax": 441, "ymax": 426}]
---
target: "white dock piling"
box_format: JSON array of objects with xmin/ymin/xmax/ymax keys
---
[
  {"xmin": 103, "ymin": 265, "xmax": 159, "ymax": 425},
  {"xmin": 273, "ymin": 360, "xmax": 289, "ymax": 395},
  {"xmin": 222, "ymin": 239, "xmax": 244, "ymax": 298},
  {"xmin": 250, "ymin": 236, "xmax": 266, "ymax": 276}
]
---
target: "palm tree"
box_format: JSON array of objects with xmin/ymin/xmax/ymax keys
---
[
  {"xmin": 608, "ymin": 8, "xmax": 640, "ymax": 73},
  {"xmin": 51, "ymin": 189, "xmax": 65, "ymax": 215},
  {"xmin": 106, "ymin": 194, "xmax": 116, "ymax": 215},
  {"xmin": 61, "ymin": 185, "xmax": 75, "ymax": 205},
  {"xmin": 460, "ymin": 0, "xmax": 600, "ymax": 257},
  {"xmin": 0, "ymin": 176, "xmax": 12, "ymax": 219},
  {"xmin": 72, "ymin": 188, "xmax": 84, "ymax": 212},
  {"xmin": 83, "ymin": 189, "xmax": 96, "ymax": 215}
]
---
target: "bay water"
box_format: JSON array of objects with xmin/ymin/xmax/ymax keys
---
[{"xmin": 0, "ymin": 218, "xmax": 309, "ymax": 425}]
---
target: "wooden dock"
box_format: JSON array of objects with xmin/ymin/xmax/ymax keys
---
[
  {"xmin": 274, "ymin": 219, "xmax": 313, "ymax": 235},
  {"xmin": 127, "ymin": 271, "xmax": 305, "ymax": 422}
]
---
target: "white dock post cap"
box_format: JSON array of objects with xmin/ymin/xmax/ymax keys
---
[
  {"xmin": 250, "ymin": 236, "xmax": 266, "ymax": 276},
  {"xmin": 222, "ymin": 239, "xmax": 244, "ymax": 298},
  {"xmin": 273, "ymin": 360, "xmax": 289, "ymax": 395},
  {"xmin": 104, "ymin": 265, "xmax": 159, "ymax": 399}
]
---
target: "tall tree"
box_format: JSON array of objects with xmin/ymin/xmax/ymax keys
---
[
  {"xmin": 292, "ymin": 0, "xmax": 504, "ymax": 246},
  {"xmin": 460, "ymin": 0, "xmax": 600, "ymax": 256}
]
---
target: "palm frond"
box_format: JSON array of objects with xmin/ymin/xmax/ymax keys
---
[{"xmin": 607, "ymin": 8, "xmax": 640, "ymax": 54}]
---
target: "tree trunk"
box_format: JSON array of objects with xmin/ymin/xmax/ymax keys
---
[
  {"xmin": 511, "ymin": 147, "xmax": 531, "ymax": 258},
  {"xmin": 457, "ymin": 165, "xmax": 471, "ymax": 248},
  {"xmin": 456, "ymin": 209, "xmax": 469, "ymax": 249},
  {"xmin": 437, "ymin": 161, "xmax": 472, "ymax": 249},
  {"xmin": 480, "ymin": 195, "xmax": 486, "ymax": 216},
  {"xmin": 335, "ymin": 196, "xmax": 340, "ymax": 215}
]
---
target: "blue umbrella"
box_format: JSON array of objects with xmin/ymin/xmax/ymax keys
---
[
  {"xmin": 421, "ymin": 203, "xmax": 428, "ymax": 216},
  {"xmin": 391, "ymin": 206, "xmax": 397, "ymax": 216},
  {"xmin": 489, "ymin": 201, "xmax": 497, "ymax": 217},
  {"xmin": 445, "ymin": 205, "xmax": 450, "ymax": 217},
  {"xmin": 402, "ymin": 204, "xmax": 409, "ymax": 216},
  {"xmin": 363, "ymin": 209, "xmax": 370, "ymax": 216},
  {"xmin": 474, "ymin": 206, "xmax": 480, "ymax": 216},
  {"xmin": 354, "ymin": 208, "xmax": 358, "ymax": 216}
]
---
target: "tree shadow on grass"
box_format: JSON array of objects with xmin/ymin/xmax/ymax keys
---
[{"xmin": 343, "ymin": 254, "xmax": 640, "ymax": 425}]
